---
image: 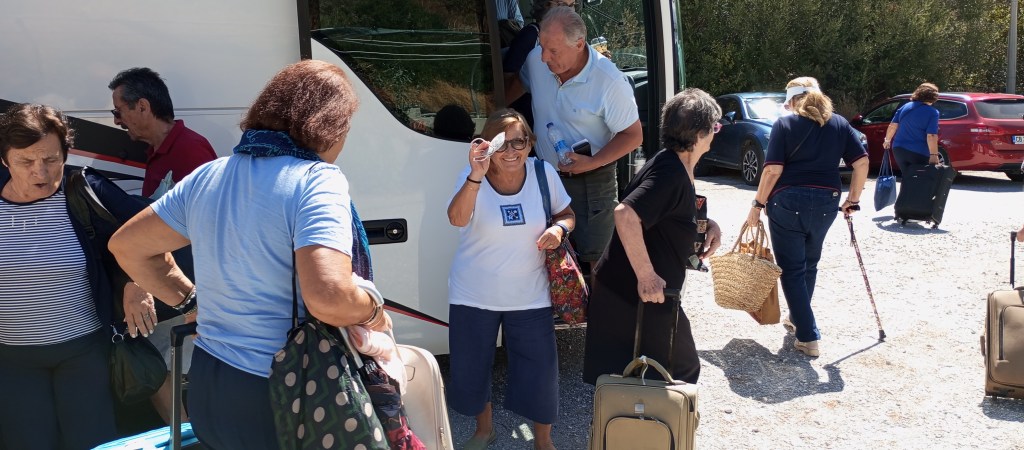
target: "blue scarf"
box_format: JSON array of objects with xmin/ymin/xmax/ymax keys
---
[{"xmin": 234, "ymin": 130, "xmax": 374, "ymax": 281}]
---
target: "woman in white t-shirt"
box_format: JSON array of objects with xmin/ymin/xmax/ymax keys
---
[{"xmin": 446, "ymin": 109, "xmax": 574, "ymax": 450}]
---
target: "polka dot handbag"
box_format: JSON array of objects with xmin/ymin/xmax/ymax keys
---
[{"xmin": 270, "ymin": 320, "xmax": 389, "ymax": 450}]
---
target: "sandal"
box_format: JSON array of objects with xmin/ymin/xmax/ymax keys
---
[{"xmin": 461, "ymin": 429, "xmax": 497, "ymax": 450}]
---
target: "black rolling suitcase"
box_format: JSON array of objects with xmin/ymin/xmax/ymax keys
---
[
  {"xmin": 95, "ymin": 323, "xmax": 205, "ymax": 450},
  {"xmin": 894, "ymin": 164, "xmax": 957, "ymax": 228}
]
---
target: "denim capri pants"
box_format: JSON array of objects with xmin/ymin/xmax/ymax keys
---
[{"xmin": 448, "ymin": 304, "xmax": 559, "ymax": 424}]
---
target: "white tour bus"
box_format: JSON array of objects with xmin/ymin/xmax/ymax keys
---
[{"xmin": 0, "ymin": 0, "xmax": 686, "ymax": 354}]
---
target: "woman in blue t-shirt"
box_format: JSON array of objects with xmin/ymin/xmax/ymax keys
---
[
  {"xmin": 882, "ymin": 82, "xmax": 941, "ymax": 173},
  {"xmin": 109, "ymin": 61, "xmax": 391, "ymax": 450},
  {"xmin": 746, "ymin": 76, "xmax": 869, "ymax": 357}
]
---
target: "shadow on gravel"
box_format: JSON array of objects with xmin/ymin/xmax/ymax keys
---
[
  {"xmin": 871, "ymin": 216, "xmax": 950, "ymax": 234},
  {"xmin": 979, "ymin": 397, "xmax": 1024, "ymax": 422},
  {"xmin": 950, "ymin": 174, "xmax": 1022, "ymax": 193},
  {"xmin": 699, "ymin": 337, "xmax": 844, "ymax": 403}
]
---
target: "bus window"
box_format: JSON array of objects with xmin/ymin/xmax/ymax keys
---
[
  {"xmin": 309, "ymin": 0, "xmax": 496, "ymax": 141},
  {"xmin": 581, "ymin": 1, "xmax": 647, "ymax": 71}
]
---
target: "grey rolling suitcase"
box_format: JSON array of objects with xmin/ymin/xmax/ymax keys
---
[
  {"xmin": 589, "ymin": 289, "xmax": 699, "ymax": 450},
  {"xmin": 981, "ymin": 232, "xmax": 1024, "ymax": 399}
]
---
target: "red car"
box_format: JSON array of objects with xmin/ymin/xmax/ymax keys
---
[{"xmin": 851, "ymin": 92, "xmax": 1024, "ymax": 181}]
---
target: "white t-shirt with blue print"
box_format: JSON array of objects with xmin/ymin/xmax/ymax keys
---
[{"xmin": 448, "ymin": 159, "xmax": 571, "ymax": 311}]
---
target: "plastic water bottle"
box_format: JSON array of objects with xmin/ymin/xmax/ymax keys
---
[{"xmin": 546, "ymin": 123, "xmax": 574, "ymax": 165}]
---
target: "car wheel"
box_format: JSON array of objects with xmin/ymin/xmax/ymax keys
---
[
  {"xmin": 937, "ymin": 148, "xmax": 950, "ymax": 168},
  {"xmin": 740, "ymin": 140, "xmax": 763, "ymax": 186},
  {"xmin": 1006, "ymin": 171, "xmax": 1024, "ymax": 182}
]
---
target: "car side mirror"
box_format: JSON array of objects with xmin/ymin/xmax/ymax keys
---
[
  {"xmin": 850, "ymin": 114, "xmax": 864, "ymax": 126},
  {"xmin": 723, "ymin": 111, "xmax": 736, "ymax": 123}
]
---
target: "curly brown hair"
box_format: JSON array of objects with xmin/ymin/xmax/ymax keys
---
[
  {"xmin": 0, "ymin": 103, "xmax": 74, "ymax": 164},
  {"xmin": 241, "ymin": 60, "xmax": 359, "ymax": 153},
  {"xmin": 911, "ymin": 82, "xmax": 939, "ymax": 103}
]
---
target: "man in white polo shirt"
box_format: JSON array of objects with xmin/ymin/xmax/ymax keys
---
[{"xmin": 517, "ymin": 5, "xmax": 643, "ymax": 271}]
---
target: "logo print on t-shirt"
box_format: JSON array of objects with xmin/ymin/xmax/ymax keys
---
[{"xmin": 500, "ymin": 204, "xmax": 525, "ymax": 226}]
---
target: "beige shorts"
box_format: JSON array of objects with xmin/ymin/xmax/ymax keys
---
[{"xmin": 148, "ymin": 314, "xmax": 195, "ymax": 374}]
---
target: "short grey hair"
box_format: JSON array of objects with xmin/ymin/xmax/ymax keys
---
[
  {"xmin": 541, "ymin": 6, "xmax": 586, "ymax": 45},
  {"xmin": 661, "ymin": 88, "xmax": 722, "ymax": 153}
]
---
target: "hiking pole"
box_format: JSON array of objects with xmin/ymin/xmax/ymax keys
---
[{"xmin": 845, "ymin": 214, "xmax": 886, "ymax": 341}]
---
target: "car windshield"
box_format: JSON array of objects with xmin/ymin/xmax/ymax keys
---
[
  {"xmin": 745, "ymin": 97, "xmax": 785, "ymax": 120},
  {"xmin": 974, "ymin": 99, "xmax": 1024, "ymax": 119}
]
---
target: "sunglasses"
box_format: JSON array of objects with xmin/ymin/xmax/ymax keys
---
[
  {"xmin": 498, "ymin": 137, "xmax": 530, "ymax": 151},
  {"xmin": 110, "ymin": 109, "xmax": 122, "ymax": 119},
  {"xmin": 712, "ymin": 122, "xmax": 722, "ymax": 134},
  {"xmin": 471, "ymin": 134, "xmax": 531, "ymax": 162}
]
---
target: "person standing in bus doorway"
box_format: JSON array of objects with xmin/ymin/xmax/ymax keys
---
[
  {"xmin": 107, "ymin": 67, "xmax": 215, "ymax": 425},
  {"xmin": 503, "ymin": 0, "xmax": 577, "ymax": 129},
  {"xmin": 515, "ymin": 6, "xmax": 643, "ymax": 276}
]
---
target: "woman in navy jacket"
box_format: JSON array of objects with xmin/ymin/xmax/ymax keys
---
[{"xmin": 0, "ymin": 103, "xmax": 176, "ymax": 449}]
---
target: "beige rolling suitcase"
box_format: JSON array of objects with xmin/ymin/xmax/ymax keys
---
[
  {"xmin": 982, "ymin": 231, "xmax": 1024, "ymax": 399},
  {"xmin": 590, "ymin": 290, "xmax": 699, "ymax": 450},
  {"xmin": 398, "ymin": 345, "xmax": 455, "ymax": 449}
]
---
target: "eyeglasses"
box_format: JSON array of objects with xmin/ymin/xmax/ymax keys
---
[
  {"xmin": 110, "ymin": 109, "xmax": 122, "ymax": 120},
  {"xmin": 499, "ymin": 137, "xmax": 530, "ymax": 151},
  {"xmin": 712, "ymin": 122, "xmax": 722, "ymax": 134}
]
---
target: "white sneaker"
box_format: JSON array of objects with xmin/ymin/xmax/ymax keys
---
[{"xmin": 794, "ymin": 340, "xmax": 820, "ymax": 357}]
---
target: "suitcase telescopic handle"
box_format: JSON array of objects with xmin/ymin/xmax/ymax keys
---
[
  {"xmin": 632, "ymin": 288, "xmax": 682, "ymax": 362},
  {"xmin": 1012, "ymin": 231, "xmax": 1017, "ymax": 288},
  {"xmin": 171, "ymin": 322, "xmax": 198, "ymax": 450}
]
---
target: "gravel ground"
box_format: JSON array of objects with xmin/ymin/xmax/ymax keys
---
[{"xmin": 437, "ymin": 170, "xmax": 1024, "ymax": 450}]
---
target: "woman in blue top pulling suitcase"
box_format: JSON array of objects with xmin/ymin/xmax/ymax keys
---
[
  {"xmin": 746, "ymin": 77, "xmax": 869, "ymax": 357},
  {"xmin": 882, "ymin": 83, "xmax": 942, "ymax": 174}
]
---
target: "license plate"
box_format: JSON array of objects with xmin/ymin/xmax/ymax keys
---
[{"xmin": 1014, "ymin": 135, "xmax": 1024, "ymax": 145}]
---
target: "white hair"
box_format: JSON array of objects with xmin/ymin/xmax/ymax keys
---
[{"xmin": 541, "ymin": 6, "xmax": 586, "ymax": 45}]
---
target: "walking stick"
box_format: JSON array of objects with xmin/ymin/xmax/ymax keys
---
[{"xmin": 845, "ymin": 214, "xmax": 886, "ymax": 341}]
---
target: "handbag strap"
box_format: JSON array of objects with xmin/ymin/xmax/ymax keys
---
[
  {"xmin": 879, "ymin": 148, "xmax": 893, "ymax": 177},
  {"xmin": 730, "ymin": 220, "xmax": 772, "ymax": 259},
  {"xmin": 787, "ymin": 122, "xmax": 815, "ymax": 160},
  {"xmin": 534, "ymin": 158, "xmax": 552, "ymax": 223}
]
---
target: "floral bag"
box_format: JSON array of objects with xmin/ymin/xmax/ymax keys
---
[{"xmin": 534, "ymin": 159, "xmax": 589, "ymax": 325}]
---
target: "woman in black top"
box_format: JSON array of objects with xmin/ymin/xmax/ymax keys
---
[
  {"xmin": 746, "ymin": 76, "xmax": 869, "ymax": 357},
  {"xmin": 582, "ymin": 88, "xmax": 722, "ymax": 384}
]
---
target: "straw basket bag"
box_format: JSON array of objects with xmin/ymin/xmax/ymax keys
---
[{"xmin": 709, "ymin": 220, "xmax": 782, "ymax": 312}]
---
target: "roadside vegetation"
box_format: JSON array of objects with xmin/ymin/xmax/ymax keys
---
[{"xmin": 678, "ymin": 0, "xmax": 1020, "ymax": 116}]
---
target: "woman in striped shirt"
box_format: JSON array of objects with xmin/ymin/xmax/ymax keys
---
[{"xmin": 0, "ymin": 104, "xmax": 156, "ymax": 449}]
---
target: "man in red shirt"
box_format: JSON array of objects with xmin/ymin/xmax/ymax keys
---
[
  {"xmin": 108, "ymin": 67, "xmax": 215, "ymax": 425},
  {"xmin": 109, "ymin": 67, "xmax": 216, "ymax": 198}
]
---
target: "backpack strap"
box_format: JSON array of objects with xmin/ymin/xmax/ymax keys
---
[
  {"xmin": 67, "ymin": 167, "xmax": 121, "ymax": 232},
  {"xmin": 534, "ymin": 158, "xmax": 552, "ymax": 223}
]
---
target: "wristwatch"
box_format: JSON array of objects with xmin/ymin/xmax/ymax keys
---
[{"xmin": 752, "ymin": 199, "xmax": 765, "ymax": 209}]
